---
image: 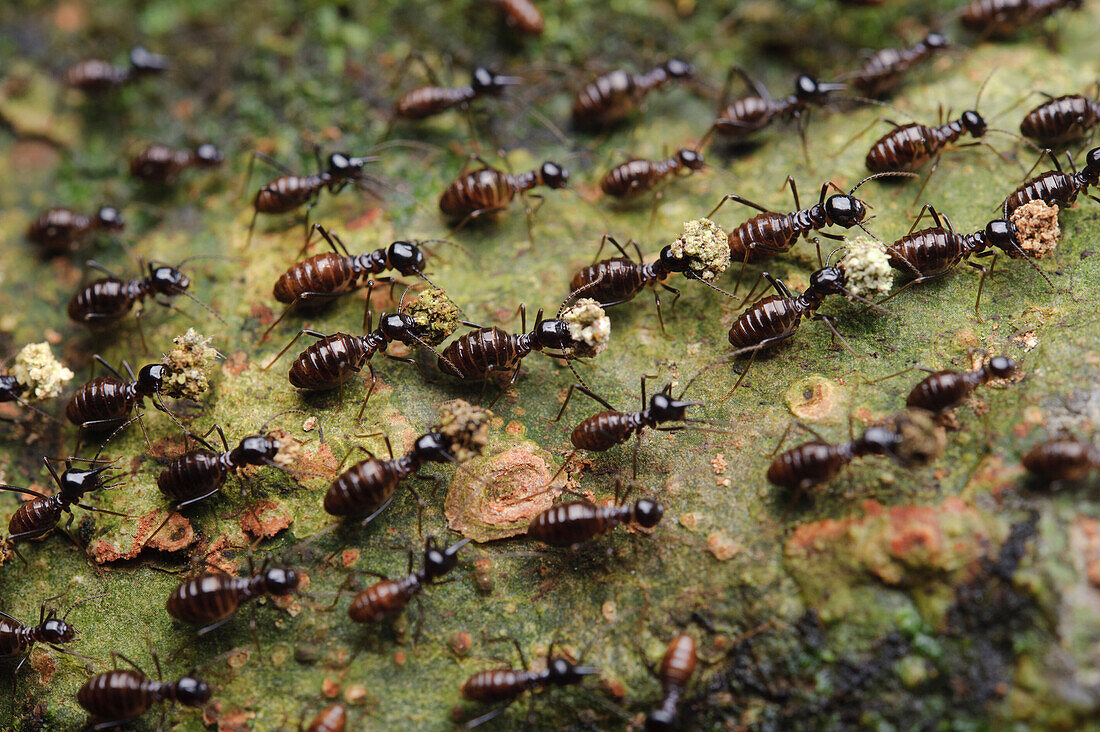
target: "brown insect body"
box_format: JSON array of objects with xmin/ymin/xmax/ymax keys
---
[
  {"xmin": 347, "ymin": 537, "xmax": 468, "ymax": 623},
  {"xmin": 461, "ymin": 657, "xmax": 601, "ymax": 705},
  {"xmin": 273, "ymin": 238, "xmax": 426, "ymax": 308},
  {"xmin": 885, "ymin": 217, "xmax": 1024, "ymax": 283},
  {"xmin": 77, "ymin": 669, "xmax": 211, "ymax": 727},
  {"xmin": 1020, "ymin": 94, "xmax": 1100, "ymax": 146},
  {"xmin": 0, "ymin": 607, "xmax": 78, "ymax": 663},
  {"xmin": 67, "ymin": 262, "xmax": 194, "ymax": 326},
  {"xmin": 438, "ymin": 161, "xmax": 568, "ymax": 220},
  {"xmin": 905, "ymin": 356, "xmax": 1016, "ymax": 413},
  {"xmin": 166, "ymin": 563, "xmax": 300, "ymax": 629},
  {"xmin": 851, "ymin": 33, "xmax": 950, "ymax": 98},
  {"xmin": 600, "ymin": 149, "xmax": 706, "ymax": 199},
  {"xmin": 572, "ymin": 60, "xmax": 695, "ymax": 130},
  {"xmin": 569, "ymin": 388, "xmax": 695, "ymax": 452},
  {"xmin": 1022, "ymin": 439, "xmax": 1099, "ymax": 482},
  {"xmin": 438, "ymin": 309, "xmax": 575, "ymax": 381},
  {"xmin": 27, "ymin": 207, "xmax": 124, "ymax": 254},
  {"xmin": 727, "ymin": 268, "xmax": 847, "ymax": 352},
  {"xmin": 66, "ymin": 363, "xmax": 168, "ymax": 430},
  {"xmin": 865, "ymin": 111, "xmax": 986, "ymax": 173},
  {"xmin": 493, "ymin": 0, "xmax": 544, "ymax": 35},
  {"xmin": 157, "ymin": 433, "xmax": 282, "ymax": 507},
  {"xmin": 960, "ymin": 0, "xmax": 1082, "ymax": 37},
  {"xmin": 63, "ymin": 47, "xmax": 167, "ymax": 92},
  {"xmin": 1003, "ymin": 147, "xmax": 1100, "ymax": 215},
  {"xmin": 252, "ymin": 154, "xmax": 376, "ymax": 216},
  {"xmin": 305, "ymin": 705, "xmax": 347, "ymax": 732},
  {"xmin": 287, "ymin": 312, "xmax": 426, "ymax": 390},
  {"xmin": 130, "ymin": 143, "xmax": 223, "ymax": 184},
  {"xmin": 394, "ymin": 67, "xmax": 519, "ymax": 120},
  {"xmin": 646, "ymin": 634, "xmax": 698, "ymax": 731},
  {"xmin": 323, "ymin": 432, "xmax": 452, "ymax": 521},
  {"xmin": 526, "ymin": 497, "xmax": 663, "ymax": 547},
  {"xmin": 713, "ymin": 75, "xmax": 845, "ymax": 140},
  {"xmin": 766, "ymin": 425, "xmax": 904, "ymax": 492}
]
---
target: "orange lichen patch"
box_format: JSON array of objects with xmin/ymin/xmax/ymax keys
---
[
  {"xmin": 707, "ymin": 532, "xmax": 740, "ymax": 561},
  {"xmin": 346, "ymin": 207, "xmax": 382, "ymax": 230},
  {"xmin": 222, "ymin": 351, "xmax": 249, "ymax": 376},
  {"xmin": 711, "ymin": 453, "xmax": 728, "ymax": 474},
  {"xmin": 250, "ymin": 302, "xmax": 275, "ymax": 326},
  {"xmin": 91, "ymin": 510, "xmax": 195, "ymax": 563},
  {"xmin": 963, "ymin": 455, "xmax": 1026, "ymax": 500},
  {"xmin": 203, "ymin": 536, "xmax": 243, "ymax": 575},
  {"xmin": 238, "ymin": 499, "xmax": 293, "ymax": 539},
  {"xmin": 786, "ymin": 499, "xmax": 994, "ymax": 600},
  {"xmin": 322, "ymin": 678, "xmax": 340, "ymax": 698},
  {"xmin": 210, "ymin": 706, "xmax": 254, "ymax": 732},
  {"xmin": 341, "ymin": 549, "xmax": 360, "ymax": 567},
  {"xmin": 1072, "ymin": 517, "xmax": 1100, "ymax": 590},
  {"xmin": 449, "ymin": 631, "xmax": 472, "ymax": 656},
  {"xmin": 30, "ymin": 649, "xmax": 56, "ymax": 685},
  {"xmin": 505, "ymin": 420, "xmax": 524, "ymax": 436},
  {"xmin": 784, "ymin": 375, "xmax": 849, "ymax": 424},
  {"xmin": 445, "ymin": 444, "xmax": 564, "ymax": 542}
]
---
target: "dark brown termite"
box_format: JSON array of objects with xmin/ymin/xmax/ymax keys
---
[
  {"xmin": 1003, "ymin": 146, "xmax": 1100, "ymax": 216},
  {"xmin": 645, "ymin": 633, "xmax": 698, "ymax": 731},
  {"xmin": 129, "ymin": 143, "xmax": 224, "ymax": 185},
  {"xmin": 66, "ymin": 357, "xmax": 188, "ymax": 444},
  {"xmin": 26, "ymin": 206, "xmax": 124, "ymax": 255},
  {"xmin": 846, "ymin": 33, "xmax": 951, "ymax": 99},
  {"xmin": 1019, "ymin": 85, "xmax": 1100, "ymax": 147},
  {"xmin": 347, "ymin": 537, "xmax": 469, "ymax": 624},
  {"xmin": 959, "ymin": 0, "xmax": 1083, "ymax": 39},
  {"xmin": 902, "ymin": 356, "xmax": 1017, "ymax": 413},
  {"xmin": 438, "ymin": 156, "xmax": 571, "ymax": 238},
  {"xmin": 1022, "ymin": 438, "xmax": 1099, "ymax": 483},
  {"xmin": 77, "ymin": 652, "xmax": 211, "ymax": 731},
  {"xmin": 166, "ymin": 556, "xmax": 301, "ymax": 638},
  {"xmin": 0, "ymin": 453, "xmax": 128, "ymax": 565},
  {"xmin": 63, "ymin": 47, "xmax": 167, "ymax": 92},
  {"xmin": 0, "ymin": 593, "xmax": 102, "ymax": 674},
  {"xmin": 262, "ymin": 223, "xmax": 440, "ymax": 338},
  {"xmin": 572, "ymin": 60, "xmax": 695, "ymax": 131},
  {"xmin": 302, "ymin": 705, "xmax": 347, "ymax": 732},
  {"xmin": 492, "ymin": 0, "xmax": 545, "ymax": 35},
  {"xmin": 460, "ymin": 640, "xmax": 601, "ymax": 728},
  {"xmin": 706, "ymin": 172, "xmax": 910, "ymax": 292},
  {"xmin": 600, "ymin": 148, "xmax": 707, "ymax": 200},
  {"xmin": 392, "ymin": 66, "xmax": 521, "ymax": 122},
  {"xmin": 878, "ymin": 204, "xmax": 1054, "ymax": 313},
  {"xmin": 526, "ymin": 488, "xmax": 664, "ymax": 548},
  {"xmin": 244, "ymin": 151, "xmax": 381, "ymax": 248}
]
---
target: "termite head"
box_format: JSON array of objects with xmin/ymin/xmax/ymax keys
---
[
  {"xmin": 807, "ymin": 266, "xmax": 847, "ymax": 296},
  {"xmin": 862, "ymin": 425, "xmax": 902, "ymax": 457},
  {"xmin": 0, "ymin": 374, "xmax": 22, "ymax": 400},
  {"xmin": 194, "ymin": 144, "xmax": 224, "ymax": 168},
  {"xmin": 129, "ymin": 47, "xmax": 168, "ymax": 74},
  {"xmin": 539, "ymin": 162, "xmax": 570, "ymax": 189},
  {"xmin": 472, "ymin": 67, "xmax": 521, "ymax": 95},
  {"xmin": 260, "ymin": 565, "xmax": 300, "ymax": 596},
  {"xmin": 960, "ymin": 110, "xmax": 987, "ymax": 137},
  {"xmin": 675, "ymin": 148, "xmax": 705, "ymax": 170},
  {"xmin": 923, "ymin": 32, "xmax": 950, "ymax": 49},
  {"xmin": 174, "ymin": 675, "xmax": 212, "ymax": 707},
  {"xmin": 230, "ymin": 434, "xmax": 282, "ymax": 465},
  {"xmin": 136, "ymin": 363, "xmax": 168, "ymax": 395},
  {"xmin": 381, "ymin": 312, "xmax": 418, "ymax": 342},
  {"xmin": 534, "ymin": 317, "xmax": 573, "ymax": 351},
  {"xmin": 412, "ymin": 432, "xmax": 453, "ymax": 463},
  {"xmin": 58, "ymin": 464, "xmax": 112, "ymax": 502},
  {"xmin": 149, "ymin": 265, "xmax": 191, "ymax": 296},
  {"xmin": 94, "ymin": 206, "xmax": 125, "ymax": 231},
  {"xmin": 984, "ymin": 218, "xmax": 1019, "ymax": 253},
  {"xmin": 422, "ymin": 537, "xmax": 468, "ymax": 581},
  {"xmin": 1083, "ymin": 146, "xmax": 1100, "ymax": 179},
  {"xmin": 795, "ymin": 75, "xmax": 845, "ymax": 103},
  {"xmin": 547, "ymin": 657, "xmax": 601, "ymax": 685},
  {"xmin": 985, "ymin": 356, "xmax": 1016, "ymax": 379},
  {"xmin": 649, "ymin": 391, "xmax": 694, "ymax": 423},
  {"xmin": 663, "ymin": 59, "xmax": 695, "ymax": 79},
  {"xmin": 823, "ymin": 194, "xmax": 867, "ymax": 228},
  {"xmin": 327, "ymin": 153, "xmax": 374, "ymax": 178},
  {"xmin": 387, "ymin": 241, "xmax": 426, "ymax": 275},
  {"xmin": 634, "ymin": 498, "xmax": 664, "ymax": 529},
  {"xmin": 39, "ymin": 613, "xmax": 77, "ymax": 644}
]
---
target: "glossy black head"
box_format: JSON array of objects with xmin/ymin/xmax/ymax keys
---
[
  {"xmin": 960, "ymin": 110, "xmax": 986, "ymax": 137},
  {"xmin": 675, "ymin": 148, "xmax": 705, "ymax": 170},
  {"xmin": 823, "ymin": 194, "xmax": 867, "ymax": 227},
  {"xmin": 94, "ymin": 206, "xmax": 124, "ymax": 231},
  {"xmin": 808, "ymin": 266, "xmax": 847, "ymax": 295},
  {"xmin": 387, "ymin": 241, "xmax": 426, "ymax": 275},
  {"xmin": 534, "ymin": 318, "xmax": 573, "ymax": 350},
  {"xmin": 862, "ymin": 425, "xmax": 901, "ymax": 456},
  {"xmin": 657, "ymin": 245, "xmax": 689, "ymax": 273},
  {"xmin": 412, "ymin": 432, "xmax": 452, "ymax": 463},
  {"xmin": 422, "ymin": 537, "xmax": 469, "ymax": 580},
  {"xmin": 547, "ymin": 657, "xmax": 601, "ymax": 685},
  {"xmin": 195, "ymin": 144, "xmax": 224, "ymax": 168},
  {"xmin": 1084, "ymin": 147, "xmax": 1100, "ymax": 178},
  {"xmin": 986, "ymin": 356, "xmax": 1016, "ymax": 379},
  {"xmin": 0, "ymin": 374, "xmax": 23, "ymax": 400},
  {"xmin": 472, "ymin": 67, "xmax": 520, "ymax": 94},
  {"xmin": 261, "ymin": 565, "xmax": 300, "ymax": 595},
  {"xmin": 175, "ymin": 675, "xmax": 212, "ymax": 706},
  {"xmin": 148, "ymin": 265, "xmax": 191, "ymax": 295},
  {"xmin": 230, "ymin": 434, "xmax": 281, "ymax": 466},
  {"xmin": 795, "ymin": 75, "xmax": 845, "ymax": 103},
  {"xmin": 924, "ymin": 32, "xmax": 950, "ymax": 49},
  {"xmin": 380, "ymin": 312, "xmax": 417, "ymax": 342},
  {"xmin": 136, "ymin": 363, "xmax": 168, "ymax": 394},
  {"xmin": 634, "ymin": 498, "xmax": 664, "ymax": 529},
  {"xmin": 984, "ymin": 219, "xmax": 1018, "ymax": 252},
  {"xmin": 539, "ymin": 162, "xmax": 569, "ymax": 189},
  {"xmin": 39, "ymin": 614, "xmax": 77, "ymax": 644},
  {"xmin": 58, "ymin": 465, "xmax": 111, "ymax": 501},
  {"xmin": 129, "ymin": 47, "xmax": 168, "ymax": 73},
  {"xmin": 327, "ymin": 153, "xmax": 373, "ymax": 178},
  {"xmin": 663, "ymin": 59, "xmax": 695, "ymax": 79},
  {"xmin": 648, "ymin": 391, "xmax": 693, "ymax": 423}
]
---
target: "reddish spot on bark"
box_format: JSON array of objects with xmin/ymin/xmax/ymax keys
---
[
  {"xmin": 239, "ymin": 499, "xmax": 293, "ymax": 539},
  {"xmin": 223, "ymin": 351, "xmax": 249, "ymax": 376},
  {"xmin": 250, "ymin": 302, "xmax": 275, "ymax": 326},
  {"xmin": 347, "ymin": 208, "xmax": 382, "ymax": 230},
  {"xmin": 91, "ymin": 510, "xmax": 195, "ymax": 563}
]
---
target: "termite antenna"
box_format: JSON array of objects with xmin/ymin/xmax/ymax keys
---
[{"xmin": 849, "ymin": 170, "xmax": 919, "ymax": 193}]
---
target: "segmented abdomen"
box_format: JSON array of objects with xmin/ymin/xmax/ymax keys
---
[
  {"xmin": 527, "ymin": 500, "xmax": 609, "ymax": 546},
  {"xmin": 906, "ymin": 371, "xmax": 970, "ymax": 412},
  {"xmin": 766, "ymin": 441, "xmax": 845, "ymax": 490},
  {"xmin": 166, "ymin": 574, "xmax": 244, "ymax": 624},
  {"xmin": 8, "ymin": 498, "xmax": 62, "ymax": 540},
  {"xmin": 129, "ymin": 145, "xmax": 180, "ymax": 183},
  {"xmin": 572, "ymin": 70, "xmax": 636, "ymax": 129},
  {"xmin": 157, "ymin": 451, "xmax": 226, "ymax": 501},
  {"xmin": 1021, "ymin": 439, "xmax": 1094, "ymax": 481},
  {"xmin": 1020, "ymin": 95, "xmax": 1097, "ymax": 145},
  {"xmin": 727, "ymin": 295, "xmax": 801, "ymax": 349},
  {"xmin": 288, "ymin": 333, "xmax": 368, "ymax": 390},
  {"xmin": 347, "ymin": 577, "xmax": 418, "ymax": 623},
  {"xmin": 570, "ymin": 411, "xmax": 637, "ymax": 451},
  {"xmin": 64, "ymin": 61, "xmax": 126, "ymax": 91},
  {"xmin": 66, "ymin": 377, "xmax": 133, "ymax": 428},
  {"xmin": 255, "ymin": 175, "xmax": 321, "ymax": 214},
  {"xmin": 68, "ymin": 278, "xmax": 135, "ymax": 323},
  {"xmin": 77, "ymin": 670, "xmax": 153, "ymax": 720},
  {"xmin": 461, "ymin": 668, "xmax": 531, "ymax": 703},
  {"xmin": 0, "ymin": 617, "xmax": 28, "ymax": 657},
  {"xmin": 394, "ymin": 86, "xmax": 470, "ymax": 119},
  {"xmin": 727, "ymin": 212, "xmax": 798, "ymax": 263},
  {"xmin": 865, "ymin": 123, "xmax": 937, "ymax": 172},
  {"xmin": 887, "ymin": 227, "xmax": 966, "ymax": 277},
  {"xmin": 1003, "ymin": 171, "xmax": 1076, "ymax": 215},
  {"xmin": 570, "ymin": 258, "xmax": 647, "ymax": 302},
  {"xmin": 27, "ymin": 208, "xmax": 83, "ymax": 251},
  {"xmin": 323, "ymin": 458, "xmax": 402, "ymax": 517},
  {"xmin": 601, "ymin": 159, "xmax": 658, "ymax": 197},
  {"xmin": 439, "ymin": 169, "xmax": 515, "ymax": 218},
  {"xmin": 713, "ymin": 96, "xmax": 775, "ymax": 138},
  {"xmin": 438, "ymin": 327, "xmax": 520, "ymax": 379},
  {"xmin": 273, "ymin": 252, "xmax": 355, "ymax": 304},
  {"xmin": 496, "ymin": 0, "xmax": 545, "ymax": 34}
]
